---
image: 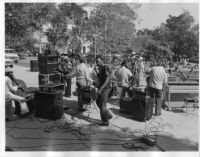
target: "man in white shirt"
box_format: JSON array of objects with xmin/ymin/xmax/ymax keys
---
[
  {"xmin": 115, "ymin": 61, "xmax": 133, "ymax": 98},
  {"xmin": 5, "ymin": 65, "xmax": 27, "ymax": 120},
  {"xmin": 71, "ymin": 55, "xmax": 94, "ymax": 111},
  {"xmin": 149, "ymin": 61, "xmax": 168, "ymax": 116},
  {"xmin": 5, "ymin": 65, "xmax": 25, "ymax": 102}
]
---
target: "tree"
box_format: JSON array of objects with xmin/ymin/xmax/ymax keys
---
[
  {"xmin": 85, "ymin": 3, "xmax": 140, "ymax": 58},
  {"xmin": 45, "ymin": 9, "xmax": 69, "ymax": 50},
  {"xmin": 136, "ymin": 11, "xmax": 198, "ymax": 61},
  {"xmin": 5, "ymin": 3, "xmax": 57, "ymax": 52},
  {"xmin": 165, "ymin": 11, "xmax": 198, "ymax": 59},
  {"xmin": 58, "ymin": 3, "xmax": 87, "ymax": 53}
]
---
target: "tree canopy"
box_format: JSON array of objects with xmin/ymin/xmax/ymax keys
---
[
  {"xmin": 5, "ymin": 3, "xmax": 198, "ymax": 62},
  {"xmin": 136, "ymin": 11, "xmax": 199, "ymax": 62}
]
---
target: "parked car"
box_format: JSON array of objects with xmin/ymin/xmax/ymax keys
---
[
  {"xmin": 5, "ymin": 48, "xmax": 19, "ymax": 63},
  {"xmin": 19, "ymin": 52, "xmax": 27, "ymax": 59},
  {"xmin": 5, "ymin": 58, "xmax": 14, "ymax": 67}
]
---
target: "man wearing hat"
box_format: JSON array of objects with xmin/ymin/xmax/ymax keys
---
[
  {"xmin": 5, "ymin": 63, "xmax": 28, "ymax": 120},
  {"xmin": 71, "ymin": 55, "xmax": 94, "ymax": 111}
]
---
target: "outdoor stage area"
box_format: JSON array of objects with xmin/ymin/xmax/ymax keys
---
[{"xmin": 5, "ymin": 63, "xmax": 199, "ymax": 152}]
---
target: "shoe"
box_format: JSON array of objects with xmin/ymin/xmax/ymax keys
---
[
  {"xmin": 154, "ymin": 113, "xmax": 161, "ymax": 116},
  {"xmin": 78, "ymin": 108, "xmax": 87, "ymax": 112},
  {"xmin": 64, "ymin": 94, "xmax": 71, "ymax": 97},
  {"xmin": 108, "ymin": 114, "xmax": 113, "ymax": 119},
  {"xmin": 63, "ymin": 106, "xmax": 69, "ymax": 110},
  {"xmin": 6, "ymin": 115, "xmax": 18, "ymax": 121},
  {"xmin": 98, "ymin": 122, "xmax": 109, "ymax": 126}
]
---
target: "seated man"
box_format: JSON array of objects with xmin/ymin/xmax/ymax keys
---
[{"xmin": 5, "ymin": 64, "xmax": 29, "ymax": 120}]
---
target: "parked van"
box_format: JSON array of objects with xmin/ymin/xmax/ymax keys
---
[{"xmin": 5, "ymin": 48, "xmax": 19, "ymax": 63}]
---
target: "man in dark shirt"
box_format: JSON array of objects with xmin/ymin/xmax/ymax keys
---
[
  {"xmin": 58, "ymin": 57, "xmax": 72, "ymax": 97},
  {"xmin": 96, "ymin": 56, "xmax": 112, "ymax": 126}
]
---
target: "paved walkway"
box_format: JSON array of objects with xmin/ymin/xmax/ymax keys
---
[{"xmin": 6, "ymin": 64, "xmax": 199, "ymax": 152}]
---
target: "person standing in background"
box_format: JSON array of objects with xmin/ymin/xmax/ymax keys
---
[
  {"xmin": 135, "ymin": 57, "xmax": 145, "ymax": 86},
  {"xmin": 149, "ymin": 60, "xmax": 168, "ymax": 116},
  {"xmin": 115, "ymin": 60, "xmax": 133, "ymax": 98},
  {"xmin": 58, "ymin": 56, "xmax": 73, "ymax": 97}
]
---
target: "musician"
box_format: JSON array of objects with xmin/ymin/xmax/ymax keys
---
[
  {"xmin": 95, "ymin": 55, "xmax": 112, "ymax": 126},
  {"xmin": 5, "ymin": 65, "xmax": 26, "ymax": 102},
  {"xmin": 71, "ymin": 55, "xmax": 94, "ymax": 112},
  {"xmin": 5, "ymin": 64, "xmax": 27, "ymax": 120}
]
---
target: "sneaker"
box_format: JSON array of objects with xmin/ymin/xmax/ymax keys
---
[
  {"xmin": 6, "ymin": 115, "xmax": 18, "ymax": 121},
  {"xmin": 98, "ymin": 122, "xmax": 109, "ymax": 126},
  {"xmin": 154, "ymin": 113, "xmax": 161, "ymax": 116},
  {"xmin": 63, "ymin": 106, "xmax": 69, "ymax": 110},
  {"xmin": 108, "ymin": 114, "xmax": 113, "ymax": 119},
  {"xmin": 78, "ymin": 108, "xmax": 87, "ymax": 112}
]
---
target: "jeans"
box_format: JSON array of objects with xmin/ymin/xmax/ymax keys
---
[
  {"xmin": 96, "ymin": 88, "xmax": 112, "ymax": 123},
  {"xmin": 149, "ymin": 87, "xmax": 162, "ymax": 115},
  {"xmin": 119, "ymin": 86, "xmax": 133, "ymax": 98},
  {"xmin": 76, "ymin": 80, "xmax": 88, "ymax": 110},
  {"xmin": 65, "ymin": 78, "xmax": 72, "ymax": 97}
]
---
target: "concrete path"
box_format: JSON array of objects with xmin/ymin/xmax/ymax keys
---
[{"xmin": 6, "ymin": 64, "xmax": 199, "ymax": 152}]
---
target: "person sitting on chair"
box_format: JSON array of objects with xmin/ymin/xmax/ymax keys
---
[{"xmin": 5, "ymin": 64, "xmax": 29, "ymax": 121}]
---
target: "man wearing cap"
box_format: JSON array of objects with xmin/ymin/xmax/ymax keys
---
[{"xmin": 5, "ymin": 64, "xmax": 28, "ymax": 120}]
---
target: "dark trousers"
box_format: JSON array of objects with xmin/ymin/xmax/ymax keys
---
[
  {"xmin": 65, "ymin": 78, "xmax": 71, "ymax": 97},
  {"xmin": 96, "ymin": 89, "xmax": 112, "ymax": 123},
  {"xmin": 6, "ymin": 100, "xmax": 12, "ymax": 118},
  {"xmin": 149, "ymin": 87, "xmax": 162, "ymax": 115},
  {"xmin": 120, "ymin": 86, "xmax": 133, "ymax": 98},
  {"xmin": 76, "ymin": 81, "xmax": 88, "ymax": 110}
]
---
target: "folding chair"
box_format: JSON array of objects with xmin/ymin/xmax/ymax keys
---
[
  {"xmin": 78, "ymin": 86, "xmax": 99, "ymax": 117},
  {"xmin": 182, "ymin": 97, "xmax": 199, "ymax": 114}
]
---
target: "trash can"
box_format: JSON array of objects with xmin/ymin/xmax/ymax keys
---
[{"xmin": 30, "ymin": 60, "xmax": 38, "ymax": 72}]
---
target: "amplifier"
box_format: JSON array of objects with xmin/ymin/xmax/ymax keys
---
[
  {"xmin": 119, "ymin": 98, "xmax": 133, "ymax": 114},
  {"xmin": 39, "ymin": 83, "xmax": 64, "ymax": 93},
  {"xmin": 43, "ymin": 50, "xmax": 58, "ymax": 55},
  {"xmin": 132, "ymin": 95, "xmax": 153, "ymax": 121},
  {"xmin": 38, "ymin": 55, "xmax": 59, "ymax": 74},
  {"xmin": 30, "ymin": 60, "xmax": 39, "ymax": 72},
  {"xmin": 38, "ymin": 55, "xmax": 59, "ymax": 63},
  {"xmin": 34, "ymin": 91, "xmax": 63, "ymax": 120},
  {"xmin": 38, "ymin": 62, "xmax": 58, "ymax": 74},
  {"xmin": 38, "ymin": 73, "xmax": 61, "ymax": 85}
]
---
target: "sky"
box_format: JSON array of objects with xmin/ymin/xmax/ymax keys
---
[{"xmin": 135, "ymin": 3, "xmax": 199, "ymax": 30}]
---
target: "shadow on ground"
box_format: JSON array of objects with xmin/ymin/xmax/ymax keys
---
[
  {"xmin": 6, "ymin": 114, "xmax": 198, "ymax": 151},
  {"xmin": 5, "ymin": 96, "xmax": 198, "ymax": 151}
]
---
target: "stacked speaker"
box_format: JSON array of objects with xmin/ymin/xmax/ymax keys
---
[
  {"xmin": 119, "ymin": 89, "xmax": 153, "ymax": 122},
  {"xmin": 38, "ymin": 53, "xmax": 60, "ymax": 85},
  {"xmin": 34, "ymin": 51, "xmax": 64, "ymax": 120}
]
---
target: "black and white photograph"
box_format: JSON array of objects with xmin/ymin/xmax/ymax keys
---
[{"xmin": 3, "ymin": 0, "xmax": 199, "ymax": 156}]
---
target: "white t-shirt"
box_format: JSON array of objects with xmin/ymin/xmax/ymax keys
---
[
  {"xmin": 115, "ymin": 66, "xmax": 133, "ymax": 87},
  {"xmin": 5, "ymin": 76, "xmax": 18, "ymax": 101},
  {"xmin": 149, "ymin": 66, "xmax": 168, "ymax": 90}
]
